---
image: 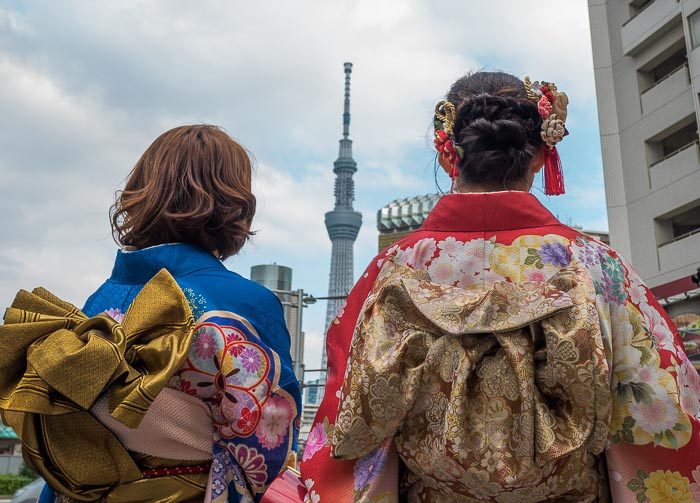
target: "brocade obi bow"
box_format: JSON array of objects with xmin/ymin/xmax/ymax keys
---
[
  {"xmin": 332, "ymin": 263, "xmax": 612, "ymax": 500},
  {"xmin": 0, "ymin": 269, "xmax": 197, "ymax": 501}
]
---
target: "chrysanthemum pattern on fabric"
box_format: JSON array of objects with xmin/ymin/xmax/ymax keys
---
[
  {"xmin": 301, "ymin": 212, "xmax": 700, "ymax": 502},
  {"xmin": 171, "ymin": 311, "xmax": 298, "ymax": 502},
  {"xmin": 81, "ymin": 243, "xmax": 301, "ymax": 503}
]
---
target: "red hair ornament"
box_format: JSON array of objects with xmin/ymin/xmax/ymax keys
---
[
  {"xmin": 434, "ymin": 101, "xmax": 462, "ymax": 181},
  {"xmin": 543, "ymin": 147, "xmax": 565, "ymax": 196},
  {"xmin": 526, "ymin": 77, "xmax": 569, "ymax": 196},
  {"xmin": 434, "ymin": 129, "xmax": 460, "ymax": 179}
]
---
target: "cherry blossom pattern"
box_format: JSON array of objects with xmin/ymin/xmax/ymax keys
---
[
  {"xmin": 395, "ymin": 238, "xmax": 437, "ymax": 270},
  {"xmin": 256, "ymin": 395, "xmax": 294, "ymax": 450},
  {"xmin": 690, "ymin": 467, "xmax": 700, "ymax": 501},
  {"xmin": 209, "ymin": 444, "xmax": 255, "ymax": 503},
  {"xmin": 427, "ymin": 237, "xmax": 501, "ymax": 289},
  {"xmin": 182, "ymin": 286, "xmax": 207, "ymax": 320},
  {"xmin": 304, "ymin": 479, "xmax": 321, "ymax": 503}
]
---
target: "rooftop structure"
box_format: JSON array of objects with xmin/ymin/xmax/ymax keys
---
[
  {"xmin": 377, "ymin": 193, "xmax": 442, "ymax": 252},
  {"xmin": 250, "ymin": 264, "xmax": 305, "ymax": 381}
]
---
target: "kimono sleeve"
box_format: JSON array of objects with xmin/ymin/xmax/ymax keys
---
[
  {"xmin": 175, "ymin": 299, "xmax": 301, "ymax": 503},
  {"xmin": 299, "ymin": 253, "xmax": 401, "ymax": 502},
  {"xmin": 590, "ymin": 249, "xmax": 700, "ymax": 501},
  {"xmin": 331, "ymin": 276, "xmax": 433, "ymax": 460}
]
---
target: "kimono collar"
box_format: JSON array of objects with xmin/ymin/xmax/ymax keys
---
[
  {"xmin": 110, "ymin": 243, "xmax": 225, "ymax": 284},
  {"xmin": 421, "ymin": 191, "xmax": 561, "ymax": 232}
]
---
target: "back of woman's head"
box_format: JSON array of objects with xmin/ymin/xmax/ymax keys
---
[
  {"xmin": 446, "ymin": 71, "xmax": 544, "ymax": 188},
  {"xmin": 111, "ymin": 125, "xmax": 256, "ymax": 260}
]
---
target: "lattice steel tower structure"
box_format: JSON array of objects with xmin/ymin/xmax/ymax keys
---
[{"xmin": 322, "ymin": 62, "xmax": 362, "ymax": 372}]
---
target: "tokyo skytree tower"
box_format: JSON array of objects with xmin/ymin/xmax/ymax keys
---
[{"xmin": 322, "ymin": 62, "xmax": 362, "ymax": 372}]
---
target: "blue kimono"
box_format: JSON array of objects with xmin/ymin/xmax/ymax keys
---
[{"xmin": 42, "ymin": 243, "xmax": 301, "ymax": 502}]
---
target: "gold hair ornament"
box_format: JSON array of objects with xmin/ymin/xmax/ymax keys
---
[
  {"xmin": 434, "ymin": 101, "xmax": 457, "ymax": 137},
  {"xmin": 433, "ymin": 100, "xmax": 462, "ymax": 182}
]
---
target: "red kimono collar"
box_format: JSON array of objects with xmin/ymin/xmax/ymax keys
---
[{"xmin": 421, "ymin": 192, "xmax": 561, "ymax": 232}]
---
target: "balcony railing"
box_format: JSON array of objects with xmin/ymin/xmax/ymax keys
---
[
  {"xmin": 641, "ymin": 62, "xmax": 688, "ymax": 95},
  {"xmin": 657, "ymin": 228, "xmax": 700, "ymax": 277},
  {"xmin": 621, "ymin": 0, "xmax": 681, "ymax": 55},
  {"xmin": 658, "ymin": 225, "xmax": 700, "ymax": 247},
  {"xmin": 623, "ymin": 0, "xmax": 656, "ymax": 27},
  {"xmin": 649, "ymin": 139, "xmax": 698, "ymax": 168}
]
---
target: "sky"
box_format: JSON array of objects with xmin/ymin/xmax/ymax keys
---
[{"xmin": 0, "ymin": 0, "xmax": 607, "ymax": 378}]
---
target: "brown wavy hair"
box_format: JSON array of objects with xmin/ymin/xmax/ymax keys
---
[{"xmin": 111, "ymin": 125, "xmax": 256, "ymax": 259}]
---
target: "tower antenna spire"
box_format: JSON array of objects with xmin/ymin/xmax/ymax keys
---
[{"xmin": 343, "ymin": 62, "xmax": 352, "ymax": 140}]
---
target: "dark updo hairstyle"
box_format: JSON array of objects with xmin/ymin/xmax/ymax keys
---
[
  {"xmin": 111, "ymin": 125, "xmax": 256, "ymax": 260},
  {"xmin": 446, "ymin": 71, "xmax": 544, "ymax": 188}
]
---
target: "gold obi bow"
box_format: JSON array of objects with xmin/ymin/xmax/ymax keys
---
[
  {"xmin": 332, "ymin": 263, "xmax": 612, "ymax": 498},
  {"xmin": 0, "ymin": 269, "xmax": 196, "ymax": 501}
]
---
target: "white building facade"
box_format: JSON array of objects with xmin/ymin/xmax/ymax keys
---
[{"xmin": 589, "ymin": 0, "xmax": 700, "ymax": 318}]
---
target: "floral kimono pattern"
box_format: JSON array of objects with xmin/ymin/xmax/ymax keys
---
[
  {"xmin": 300, "ymin": 192, "xmax": 700, "ymax": 503},
  {"xmin": 170, "ymin": 311, "xmax": 299, "ymax": 502},
  {"xmin": 82, "ymin": 243, "xmax": 302, "ymax": 503}
]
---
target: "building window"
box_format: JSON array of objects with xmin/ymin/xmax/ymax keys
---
[
  {"xmin": 671, "ymin": 203, "xmax": 700, "ymax": 239},
  {"xmin": 690, "ymin": 9, "xmax": 700, "ymax": 49},
  {"xmin": 651, "ymin": 48, "xmax": 687, "ymax": 84},
  {"xmin": 638, "ymin": 45, "xmax": 688, "ymax": 93},
  {"xmin": 629, "ymin": 0, "xmax": 654, "ymax": 17},
  {"xmin": 656, "ymin": 200, "xmax": 700, "ymax": 245},
  {"xmin": 647, "ymin": 118, "xmax": 699, "ymax": 166}
]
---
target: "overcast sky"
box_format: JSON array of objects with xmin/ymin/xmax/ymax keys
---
[{"xmin": 0, "ymin": 0, "xmax": 605, "ymax": 376}]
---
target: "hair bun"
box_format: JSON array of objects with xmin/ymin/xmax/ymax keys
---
[
  {"xmin": 450, "ymin": 89, "xmax": 543, "ymax": 186},
  {"xmin": 467, "ymin": 117, "xmax": 529, "ymax": 152}
]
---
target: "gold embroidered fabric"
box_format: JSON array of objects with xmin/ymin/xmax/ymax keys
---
[
  {"xmin": 0, "ymin": 269, "xmax": 204, "ymax": 502},
  {"xmin": 332, "ymin": 263, "xmax": 612, "ymax": 502}
]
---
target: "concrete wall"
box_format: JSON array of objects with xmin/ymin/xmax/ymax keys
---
[
  {"xmin": 589, "ymin": 0, "xmax": 700, "ymax": 291},
  {"xmin": 0, "ymin": 455, "xmax": 23, "ymax": 475}
]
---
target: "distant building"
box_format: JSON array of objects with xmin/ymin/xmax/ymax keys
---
[
  {"xmin": 250, "ymin": 264, "xmax": 304, "ymax": 381},
  {"xmin": 377, "ymin": 193, "xmax": 442, "ymax": 252},
  {"xmin": 573, "ymin": 226, "xmax": 610, "ymax": 245},
  {"xmin": 0, "ymin": 422, "xmax": 20, "ymax": 456},
  {"xmin": 297, "ymin": 402, "xmax": 321, "ymax": 456},
  {"xmin": 588, "ymin": 0, "xmax": 700, "ymax": 321},
  {"xmin": 297, "ymin": 377, "xmax": 324, "ymax": 455},
  {"xmin": 304, "ymin": 377, "xmax": 322, "ymax": 405}
]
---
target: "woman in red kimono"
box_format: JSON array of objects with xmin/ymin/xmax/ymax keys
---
[{"xmin": 299, "ymin": 72, "xmax": 700, "ymax": 502}]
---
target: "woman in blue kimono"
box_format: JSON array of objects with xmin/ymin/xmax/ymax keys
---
[{"xmin": 1, "ymin": 125, "xmax": 301, "ymax": 502}]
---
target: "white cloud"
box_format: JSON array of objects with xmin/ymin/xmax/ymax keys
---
[
  {"xmin": 250, "ymin": 162, "xmax": 334, "ymax": 255},
  {"xmin": 0, "ymin": 1, "xmax": 606, "ymax": 374}
]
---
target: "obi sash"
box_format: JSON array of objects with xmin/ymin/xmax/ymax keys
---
[
  {"xmin": 0, "ymin": 269, "xmax": 210, "ymax": 502},
  {"xmin": 332, "ymin": 263, "xmax": 612, "ymax": 501}
]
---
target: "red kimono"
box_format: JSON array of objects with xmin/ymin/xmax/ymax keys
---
[{"xmin": 300, "ymin": 192, "xmax": 700, "ymax": 503}]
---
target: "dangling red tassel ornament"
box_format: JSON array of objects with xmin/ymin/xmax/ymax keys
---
[{"xmin": 543, "ymin": 147, "xmax": 565, "ymax": 196}]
